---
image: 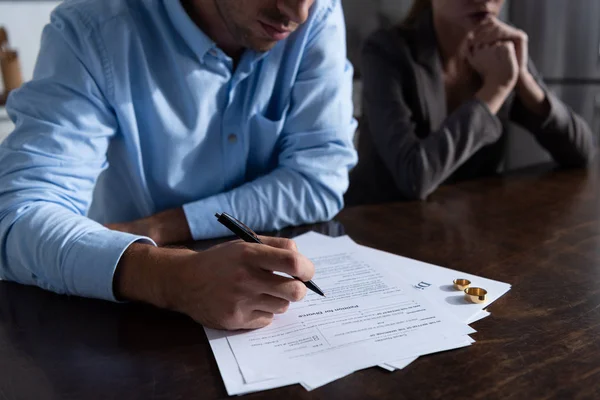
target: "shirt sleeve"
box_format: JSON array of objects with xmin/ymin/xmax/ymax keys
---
[
  {"xmin": 0, "ymin": 7, "xmax": 154, "ymax": 301},
  {"xmin": 359, "ymin": 32, "xmax": 503, "ymax": 201},
  {"xmin": 183, "ymin": 0, "xmax": 358, "ymax": 240},
  {"xmin": 509, "ymin": 60, "xmax": 596, "ymax": 167}
]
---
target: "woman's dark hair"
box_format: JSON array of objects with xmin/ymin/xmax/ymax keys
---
[{"xmin": 402, "ymin": 0, "xmax": 432, "ymax": 27}]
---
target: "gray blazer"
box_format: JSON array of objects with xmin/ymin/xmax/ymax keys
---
[{"xmin": 346, "ymin": 12, "xmax": 595, "ymax": 206}]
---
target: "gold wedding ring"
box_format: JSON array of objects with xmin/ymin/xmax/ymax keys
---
[
  {"xmin": 464, "ymin": 287, "xmax": 488, "ymax": 304},
  {"xmin": 453, "ymin": 279, "xmax": 471, "ymax": 291}
]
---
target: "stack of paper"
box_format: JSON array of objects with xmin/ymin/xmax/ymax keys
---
[{"xmin": 205, "ymin": 232, "xmax": 511, "ymax": 395}]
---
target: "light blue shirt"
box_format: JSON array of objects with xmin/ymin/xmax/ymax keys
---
[{"xmin": 0, "ymin": 0, "xmax": 357, "ymax": 301}]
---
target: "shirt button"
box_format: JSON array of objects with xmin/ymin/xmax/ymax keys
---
[
  {"xmin": 209, "ymin": 49, "xmax": 218, "ymax": 56},
  {"xmin": 228, "ymin": 133, "xmax": 238, "ymax": 144}
]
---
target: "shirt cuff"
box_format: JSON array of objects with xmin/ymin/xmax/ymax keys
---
[
  {"xmin": 183, "ymin": 193, "xmax": 233, "ymax": 240},
  {"xmin": 62, "ymin": 229, "xmax": 156, "ymax": 302}
]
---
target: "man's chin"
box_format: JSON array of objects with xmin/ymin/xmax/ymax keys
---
[{"xmin": 246, "ymin": 38, "xmax": 279, "ymax": 53}]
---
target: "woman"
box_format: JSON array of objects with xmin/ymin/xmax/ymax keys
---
[{"xmin": 346, "ymin": 0, "xmax": 595, "ymax": 205}]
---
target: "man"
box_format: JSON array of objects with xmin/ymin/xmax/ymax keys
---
[{"xmin": 0, "ymin": 0, "xmax": 357, "ymax": 330}]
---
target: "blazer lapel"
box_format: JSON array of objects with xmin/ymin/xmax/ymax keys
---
[{"xmin": 405, "ymin": 11, "xmax": 447, "ymax": 134}]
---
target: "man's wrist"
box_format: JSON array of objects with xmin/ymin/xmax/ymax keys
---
[
  {"xmin": 114, "ymin": 242, "xmax": 193, "ymax": 309},
  {"xmin": 147, "ymin": 207, "xmax": 193, "ymax": 245}
]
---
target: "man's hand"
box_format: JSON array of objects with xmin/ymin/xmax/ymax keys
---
[
  {"xmin": 106, "ymin": 207, "xmax": 191, "ymax": 246},
  {"xmin": 114, "ymin": 237, "xmax": 315, "ymax": 330}
]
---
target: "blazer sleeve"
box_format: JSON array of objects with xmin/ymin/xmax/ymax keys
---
[
  {"xmin": 510, "ymin": 60, "xmax": 596, "ymax": 167},
  {"xmin": 360, "ymin": 33, "xmax": 504, "ymax": 200}
]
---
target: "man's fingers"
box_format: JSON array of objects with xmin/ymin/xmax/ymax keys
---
[
  {"xmin": 253, "ymin": 270, "xmax": 309, "ymax": 302},
  {"xmin": 211, "ymin": 239, "xmax": 243, "ymax": 250},
  {"xmin": 265, "ymin": 248, "xmax": 314, "ymax": 282},
  {"xmin": 213, "ymin": 236, "xmax": 297, "ymax": 252},
  {"xmin": 252, "ymin": 294, "xmax": 291, "ymax": 314},
  {"xmin": 243, "ymin": 311, "xmax": 274, "ymax": 330},
  {"xmin": 242, "ymin": 243, "xmax": 315, "ymax": 282},
  {"xmin": 258, "ymin": 236, "xmax": 298, "ymax": 251}
]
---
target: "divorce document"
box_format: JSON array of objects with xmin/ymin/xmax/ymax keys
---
[{"xmin": 222, "ymin": 239, "xmax": 475, "ymax": 383}]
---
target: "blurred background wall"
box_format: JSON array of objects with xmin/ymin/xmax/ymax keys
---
[{"xmin": 0, "ymin": 1, "xmax": 60, "ymax": 91}]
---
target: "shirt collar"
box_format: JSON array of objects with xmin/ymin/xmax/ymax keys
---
[{"xmin": 164, "ymin": 0, "xmax": 216, "ymax": 61}]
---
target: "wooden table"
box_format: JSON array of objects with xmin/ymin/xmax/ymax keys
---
[{"xmin": 1, "ymin": 164, "xmax": 600, "ymax": 399}]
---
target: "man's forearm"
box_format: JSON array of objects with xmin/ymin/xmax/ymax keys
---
[
  {"xmin": 149, "ymin": 207, "xmax": 192, "ymax": 244},
  {"xmin": 183, "ymin": 166, "xmax": 351, "ymax": 241},
  {"xmin": 107, "ymin": 207, "xmax": 192, "ymax": 246}
]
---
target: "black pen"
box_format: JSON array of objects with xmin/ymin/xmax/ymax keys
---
[{"xmin": 215, "ymin": 212, "xmax": 326, "ymax": 297}]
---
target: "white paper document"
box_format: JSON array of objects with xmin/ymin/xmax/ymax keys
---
[
  {"xmin": 222, "ymin": 240, "xmax": 474, "ymax": 384},
  {"xmin": 205, "ymin": 329, "xmax": 297, "ymax": 396},
  {"xmin": 294, "ymin": 232, "xmax": 511, "ymax": 324},
  {"xmin": 205, "ymin": 231, "xmax": 510, "ymax": 395}
]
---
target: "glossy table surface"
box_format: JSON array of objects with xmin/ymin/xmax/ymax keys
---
[{"xmin": 1, "ymin": 163, "xmax": 600, "ymax": 399}]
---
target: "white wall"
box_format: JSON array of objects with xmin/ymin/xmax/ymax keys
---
[{"xmin": 0, "ymin": 1, "xmax": 61, "ymax": 92}]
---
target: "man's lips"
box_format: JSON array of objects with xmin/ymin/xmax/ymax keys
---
[{"xmin": 259, "ymin": 21, "xmax": 292, "ymax": 41}]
